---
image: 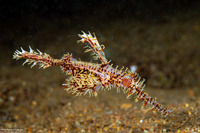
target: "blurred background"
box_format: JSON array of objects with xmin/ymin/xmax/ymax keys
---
[
  {"xmin": 1, "ymin": 0, "xmax": 200, "ymax": 88},
  {"xmin": 0, "ymin": 0, "xmax": 200, "ymax": 132}
]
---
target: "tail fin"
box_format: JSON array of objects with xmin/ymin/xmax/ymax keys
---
[
  {"xmin": 126, "ymin": 85, "xmax": 172, "ymax": 117},
  {"xmin": 125, "ymin": 71, "xmax": 172, "ymax": 116}
]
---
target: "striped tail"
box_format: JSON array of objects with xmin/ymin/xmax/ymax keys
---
[{"xmin": 127, "ymin": 86, "xmax": 172, "ymax": 117}]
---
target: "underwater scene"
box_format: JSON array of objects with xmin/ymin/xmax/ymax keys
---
[{"xmin": 0, "ymin": 0, "xmax": 200, "ymax": 132}]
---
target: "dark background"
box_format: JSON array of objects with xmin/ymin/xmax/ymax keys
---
[
  {"xmin": 1, "ymin": 1, "xmax": 200, "ymax": 132},
  {"xmin": 0, "ymin": 0, "xmax": 200, "ymax": 88},
  {"xmin": 0, "ymin": 0, "xmax": 200, "ymax": 22}
]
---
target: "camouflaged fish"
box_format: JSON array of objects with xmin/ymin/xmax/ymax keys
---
[{"xmin": 13, "ymin": 31, "xmax": 172, "ymax": 116}]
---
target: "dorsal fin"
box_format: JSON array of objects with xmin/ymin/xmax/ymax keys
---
[{"xmin": 77, "ymin": 31, "xmax": 108, "ymax": 64}]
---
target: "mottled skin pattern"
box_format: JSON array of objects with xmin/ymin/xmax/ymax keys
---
[{"xmin": 13, "ymin": 31, "xmax": 172, "ymax": 116}]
